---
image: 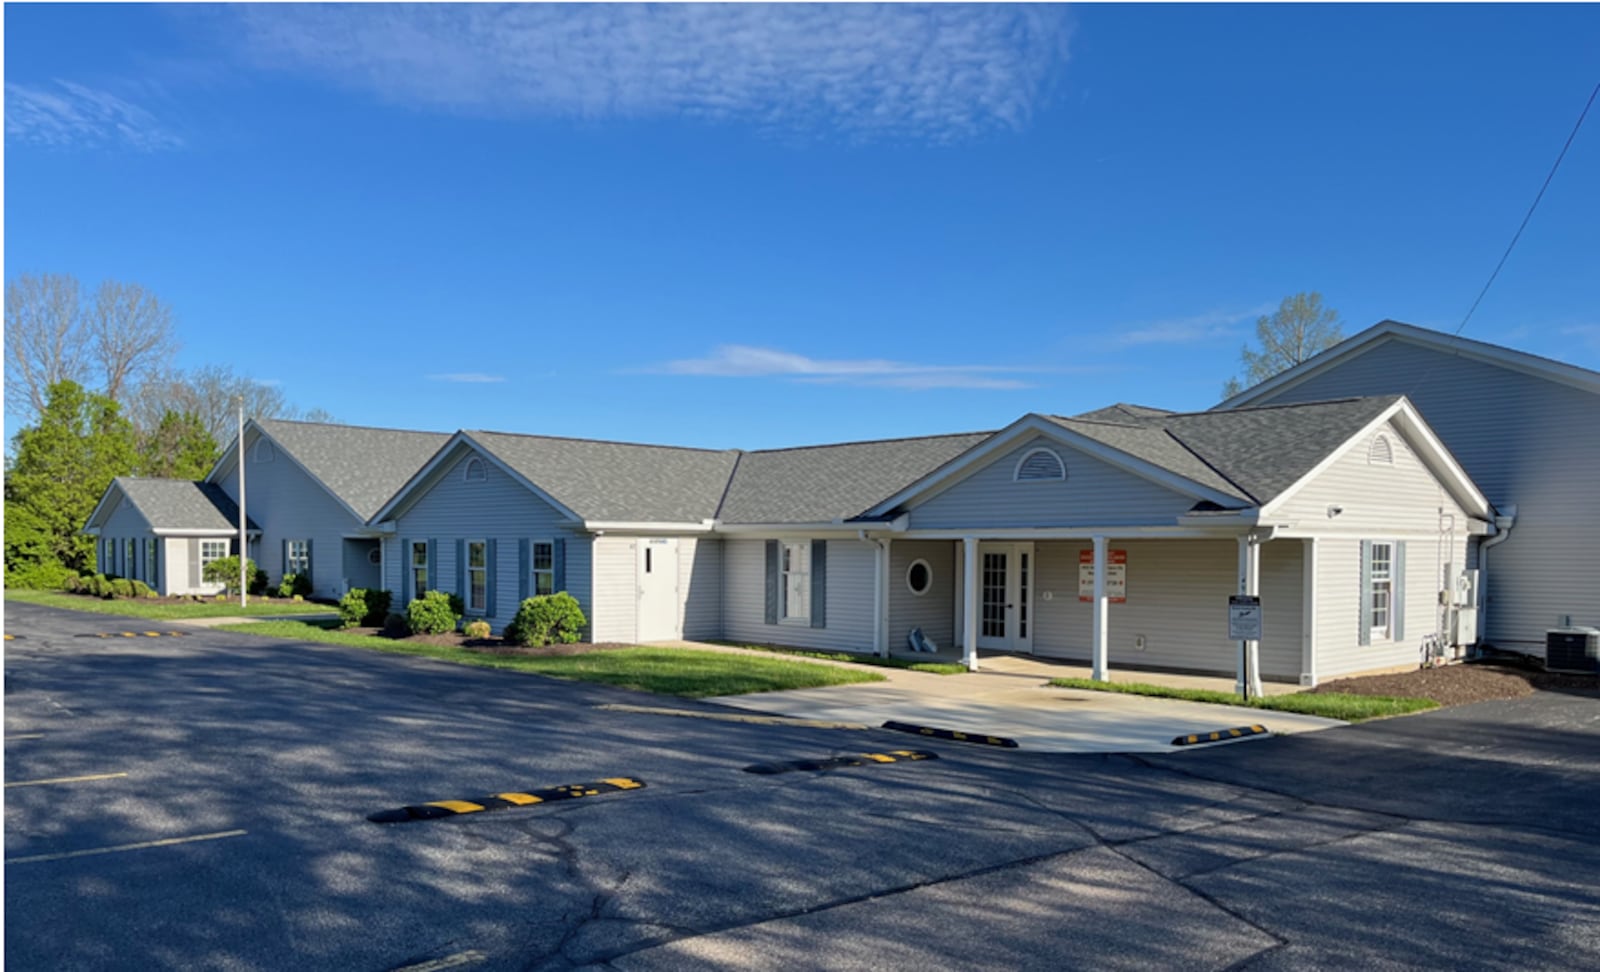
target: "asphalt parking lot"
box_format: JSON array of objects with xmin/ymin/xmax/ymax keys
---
[{"xmin": 6, "ymin": 600, "xmax": 1600, "ymax": 971}]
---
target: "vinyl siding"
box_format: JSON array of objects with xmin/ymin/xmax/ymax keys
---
[
  {"xmin": 888, "ymin": 540, "xmax": 957, "ymax": 654},
  {"xmin": 907, "ymin": 436, "xmax": 1198, "ymax": 530},
  {"xmin": 99, "ymin": 496, "xmax": 162, "ymax": 587},
  {"xmin": 1026, "ymin": 539, "xmax": 1304, "ymax": 681},
  {"xmin": 342, "ymin": 540, "xmax": 382, "ymax": 592},
  {"xmin": 721, "ymin": 537, "xmax": 876, "ymax": 652},
  {"xmin": 1272, "ymin": 419, "xmax": 1471, "ymax": 533},
  {"xmin": 1315, "ymin": 531, "xmax": 1468, "ymax": 679},
  {"xmin": 215, "ymin": 429, "xmax": 367, "ymax": 600},
  {"xmin": 382, "ymin": 449, "xmax": 592, "ymax": 635},
  {"xmin": 591, "ymin": 536, "xmax": 638, "ymax": 643},
  {"xmin": 680, "ymin": 537, "xmax": 723, "ymax": 641},
  {"xmin": 1249, "ymin": 337, "xmax": 1600, "ymax": 648}
]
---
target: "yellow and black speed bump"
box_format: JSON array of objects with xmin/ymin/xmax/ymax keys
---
[
  {"xmin": 742, "ymin": 749, "xmax": 938, "ymax": 775},
  {"xmin": 881, "ymin": 721, "xmax": 1019, "ymax": 748},
  {"xmin": 1171, "ymin": 725, "xmax": 1270, "ymax": 747},
  {"xmin": 74, "ymin": 631, "xmax": 190, "ymax": 639},
  {"xmin": 4, "ymin": 634, "xmax": 20, "ymax": 641},
  {"xmin": 367, "ymin": 777, "xmax": 645, "ymax": 824}
]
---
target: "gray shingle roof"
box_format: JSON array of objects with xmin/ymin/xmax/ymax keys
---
[
  {"xmin": 1071, "ymin": 403, "xmax": 1174, "ymax": 423},
  {"xmin": 719, "ymin": 432, "xmax": 994, "ymax": 524},
  {"xmin": 255, "ymin": 419, "xmax": 452, "ymax": 521},
  {"xmin": 112, "ymin": 478, "xmax": 259, "ymax": 532},
  {"xmin": 1048, "ymin": 395, "xmax": 1402, "ymax": 506},
  {"xmin": 467, "ymin": 431, "xmax": 740, "ymax": 523}
]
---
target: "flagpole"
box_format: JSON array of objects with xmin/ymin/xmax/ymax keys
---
[{"xmin": 238, "ymin": 397, "xmax": 247, "ymax": 609}]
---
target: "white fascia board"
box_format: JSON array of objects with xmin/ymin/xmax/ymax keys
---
[
  {"xmin": 583, "ymin": 520, "xmax": 717, "ymax": 534},
  {"xmin": 82, "ymin": 480, "xmax": 127, "ymax": 532},
  {"xmin": 1270, "ymin": 525, "xmax": 1483, "ymax": 541},
  {"xmin": 154, "ymin": 528, "xmax": 262, "ymax": 537},
  {"xmin": 713, "ymin": 522, "xmax": 875, "ymax": 537},
  {"xmin": 1256, "ymin": 398, "xmax": 1490, "ymax": 520},
  {"xmin": 1218, "ymin": 320, "xmax": 1600, "ymax": 410},
  {"xmin": 83, "ymin": 527, "xmax": 103, "ymax": 537},
  {"xmin": 213, "ymin": 421, "xmax": 368, "ymax": 525},
  {"xmin": 899, "ymin": 524, "xmax": 1252, "ymax": 541},
  {"xmin": 862, "ymin": 414, "xmax": 1240, "ymax": 518}
]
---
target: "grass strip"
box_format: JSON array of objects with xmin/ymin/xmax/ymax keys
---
[
  {"xmin": 1046, "ymin": 677, "xmax": 1438, "ymax": 722},
  {"xmin": 5, "ymin": 589, "xmax": 336, "ymax": 620},
  {"xmin": 717, "ymin": 641, "xmax": 969, "ymax": 675},
  {"xmin": 218, "ymin": 620, "xmax": 886, "ymax": 697}
]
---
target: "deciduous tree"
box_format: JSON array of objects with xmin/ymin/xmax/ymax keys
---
[
  {"xmin": 1221, "ymin": 292, "xmax": 1344, "ymax": 399},
  {"xmin": 139, "ymin": 410, "xmax": 219, "ymax": 480}
]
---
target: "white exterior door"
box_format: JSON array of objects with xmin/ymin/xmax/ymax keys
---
[
  {"xmin": 636, "ymin": 538, "xmax": 681, "ymax": 642},
  {"xmin": 976, "ymin": 542, "xmax": 1034, "ymax": 653}
]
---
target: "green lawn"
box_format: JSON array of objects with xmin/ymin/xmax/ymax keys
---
[
  {"xmin": 1046, "ymin": 677, "xmax": 1438, "ymax": 722},
  {"xmin": 218, "ymin": 619, "xmax": 886, "ymax": 697},
  {"xmin": 719, "ymin": 641, "xmax": 969, "ymax": 675},
  {"xmin": 5, "ymin": 588, "xmax": 337, "ymax": 619}
]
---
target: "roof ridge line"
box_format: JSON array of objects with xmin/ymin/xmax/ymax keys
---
[
  {"xmin": 711, "ymin": 451, "xmax": 745, "ymax": 521},
  {"xmin": 746, "ymin": 429, "xmax": 996, "ymax": 455},
  {"xmin": 470, "ymin": 428, "xmax": 737, "ymax": 455},
  {"xmin": 1157, "ymin": 425, "xmax": 1262, "ymax": 506},
  {"xmin": 259, "ymin": 417, "xmax": 448, "ymax": 437}
]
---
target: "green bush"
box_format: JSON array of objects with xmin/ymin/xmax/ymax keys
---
[
  {"xmin": 381, "ymin": 612, "xmax": 410, "ymax": 638},
  {"xmin": 462, "ymin": 619, "xmax": 492, "ymax": 639},
  {"xmin": 130, "ymin": 579, "xmax": 153, "ymax": 598},
  {"xmin": 110, "ymin": 578, "xmax": 134, "ymax": 599},
  {"xmin": 83, "ymin": 574, "xmax": 113, "ymax": 598},
  {"xmin": 277, "ymin": 573, "xmax": 313, "ymax": 599},
  {"xmin": 204, "ymin": 556, "xmax": 265, "ymax": 595},
  {"xmin": 505, "ymin": 592, "xmax": 587, "ymax": 647},
  {"xmin": 4, "ymin": 560, "xmax": 78, "ymax": 591},
  {"xmin": 338, "ymin": 588, "xmax": 394, "ymax": 628},
  {"xmin": 406, "ymin": 590, "xmax": 461, "ymax": 636}
]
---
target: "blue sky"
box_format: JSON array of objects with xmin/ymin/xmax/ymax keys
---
[{"xmin": 6, "ymin": 3, "xmax": 1597, "ymax": 450}]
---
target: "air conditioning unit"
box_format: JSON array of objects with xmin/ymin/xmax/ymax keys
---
[{"xmin": 1545, "ymin": 627, "xmax": 1600, "ymax": 675}]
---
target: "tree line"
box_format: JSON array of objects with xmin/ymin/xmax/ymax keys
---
[{"xmin": 4, "ymin": 272, "xmax": 331, "ymax": 589}]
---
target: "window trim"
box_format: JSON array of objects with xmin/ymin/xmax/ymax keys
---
[
  {"xmin": 466, "ymin": 539, "xmax": 488, "ymax": 614},
  {"xmin": 1013, "ymin": 446, "xmax": 1067, "ymax": 482},
  {"xmin": 286, "ymin": 539, "xmax": 311, "ymax": 576},
  {"xmin": 1367, "ymin": 539, "xmax": 1394, "ymax": 642},
  {"xmin": 905, "ymin": 558, "xmax": 933, "ymax": 597},
  {"xmin": 780, "ymin": 540, "xmax": 811, "ymax": 624},
  {"xmin": 463, "ymin": 457, "xmax": 487, "ymax": 483},
  {"xmin": 411, "ymin": 540, "xmax": 429, "ymax": 598},
  {"xmin": 531, "ymin": 539, "xmax": 555, "ymax": 597},
  {"xmin": 200, "ymin": 539, "xmax": 229, "ymax": 580}
]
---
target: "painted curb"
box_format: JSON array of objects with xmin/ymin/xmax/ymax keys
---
[
  {"xmin": 1171, "ymin": 725, "xmax": 1270, "ymax": 746},
  {"xmin": 743, "ymin": 749, "xmax": 939, "ymax": 775},
  {"xmin": 881, "ymin": 721, "xmax": 1019, "ymax": 748},
  {"xmin": 368, "ymin": 777, "xmax": 645, "ymax": 824}
]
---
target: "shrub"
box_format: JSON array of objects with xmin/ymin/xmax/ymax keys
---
[
  {"xmin": 83, "ymin": 574, "xmax": 113, "ymax": 599},
  {"xmin": 5, "ymin": 561, "xmax": 78, "ymax": 591},
  {"xmin": 505, "ymin": 592, "xmax": 587, "ymax": 647},
  {"xmin": 277, "ymin": 573, "xmax": 313, "ymax": 599},
  {"xmin": 407, "ymin": 590, "xmax": 461, "ymax": 636},
  {"xmin": 204, "ymin": 556, "xmax": 265, "ymax": 595},
  {"xmin": 110, "ymin": 578, "xmax": 135, "ymax": 599},
  {"xmin": 130, "ymin": 579, "xmax": 153, "ymax": 599},
  {"xmin": 381, "ymin": 612, "xmax": 410, "ymax": 638},
  {"xmin": 61, "ymin": 573, "xmax": 84, "ymax": 593},
  {"xmin": 338, "ymin": 589, "xmax": 394, "ymax": 628},
  {"xmin": 462, "ymin": 619, "xmax": 492, "ymax": 640}
]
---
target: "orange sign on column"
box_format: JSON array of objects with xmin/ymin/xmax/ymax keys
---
[{"xmin": 1078, "ymin": 548, "xmax": 1127, "ymax": 603}]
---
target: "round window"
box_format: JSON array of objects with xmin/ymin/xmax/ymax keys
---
[
  {"xmin": 906, "ymin": 559, "xmax": 933, "ymax": 596},
  {"xmin": 367, "ymin": 548, "xmax": 382, "ymax": 566}
]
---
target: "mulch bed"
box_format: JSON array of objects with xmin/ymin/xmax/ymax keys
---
[
  {"xmin": 343, "ymin": 625, "xmax": 631, "ymax": 656},
  {"xmin": 1312, "ymin": 661, "xmax": 1599, "ymax": 707}
]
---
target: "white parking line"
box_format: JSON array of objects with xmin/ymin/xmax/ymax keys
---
[
  {"xmin": 5, "ymin": 772, "xmax": 128, "ymax": 788},
  {"xmin": 7, "ymin": 829, "xmax": 248, "ymax": 865},
  {"xmin": 390, "ymin": 950, "xmax": 487, "ymax": 972}
]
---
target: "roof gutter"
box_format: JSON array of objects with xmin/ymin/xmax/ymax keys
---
[{"xmin": 1476, "ymin": 505, "xmax": 1517, "ymax": 646}]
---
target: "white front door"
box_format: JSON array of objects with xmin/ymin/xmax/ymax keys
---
[
  {"xmin": 976, "ymin": 542, "xmax": 1034, "ymax": 653},
  {"xmin": 636, "ymin": 538, "xmax": 680, "ymax": 642}
]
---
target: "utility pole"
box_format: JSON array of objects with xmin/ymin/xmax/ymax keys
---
[{"xmin": 238, "ymin": 397, "xmax": 247, "ymax": 609}]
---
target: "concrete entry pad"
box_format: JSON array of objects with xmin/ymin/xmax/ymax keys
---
[
  {"xmin": 609, "ymin": 846, "xmax": 1277, "ymax": 971},
  {"xmin": 709, "ymin": 673, "xmax": 1341, "ymax": 754}
]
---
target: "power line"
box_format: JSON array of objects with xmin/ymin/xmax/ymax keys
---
[{"xmin": 1453, "ymin": 81, "xmax": 1598, "ymax": 337}]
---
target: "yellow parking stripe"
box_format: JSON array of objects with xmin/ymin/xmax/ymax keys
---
[
  {"xmin": 6, "ymin": 772, "xmax": 128, "ymax": 788},
  {"xmin": 494, "ymin": 792, "xmax": 544, "ymax": 806},
  {"xmin": 425, "ymin": 800, "xmax": 485, "ymax": 813},
  {"xmin": 8, "ymin": 829, "xmax": 247, "ymax": 865},
  {"xmin": 600, "ymin": 777, "xmax": 644, "ymax": 789}
]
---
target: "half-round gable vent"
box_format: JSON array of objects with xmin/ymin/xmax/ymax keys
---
[
  {"xmin": 463, "ymin": 457, "xmax": 487, "ymax": 482},
  {"xmin": 1368, "ymin": 434, "xmax": 1394, "ymax": 466},
  {"xmin": 1015, "ymin": 447, "xmax": 1067, "ymax": 482},
  {"xmin": 253, "ymin": 439, "xmax": 275, "ymax": 463}
]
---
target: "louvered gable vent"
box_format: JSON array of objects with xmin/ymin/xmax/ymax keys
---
[
  {"xmin": 1015, "ymin": 447, "xmax": 1067, "ymax": 482},
  {"xmin": 1369, "ymin": 434, "xmax": 1394, "ymax": 466}
]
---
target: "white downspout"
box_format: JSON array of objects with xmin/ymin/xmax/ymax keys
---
[{"xmin": 1477, "ymin": 506, "xmax": 1516, "ymax": 645}]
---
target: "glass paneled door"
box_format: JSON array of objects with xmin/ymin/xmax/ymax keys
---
[{"xmin": 975, "ymin": 542, "xmax": 1034, "ymax": 653}]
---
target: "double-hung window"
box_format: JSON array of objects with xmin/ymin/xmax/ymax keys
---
[
  {"xmin": 411, "ymin": 541, "xmax": 429, "ymax": 598},
  {"xmin": 467, "ymin": 540, "xmax": 488, "ymax": 613},
  {"xmin": 286, "ymin": 540, "xmax": 311, "ymax": 576},
  {"xmin": 781, "ymin": 541, "xmax": 810, "ymax": 623},
  {"xmin": 200, "ymin": 540, "xmax": 228, "ymax": 578},
  {"xmin": 531, "ymin": 541, "xmax": 555, "ymax": 595},
  {"xmin": 1368, "ymin": 541, "xmax": 1393, "ymax": 641}
]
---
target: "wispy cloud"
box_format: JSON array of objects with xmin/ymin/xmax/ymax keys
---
[
  {"xmin": 427, "ymin": 372, "xmax": 506, "ymax": 384},
  {"xmin": 1109, "ymin": 305, "xmax": 1274, "ymax": 348},
  {"xmin": 5, "ymin": 80, "xmax": 183, "ymax": 151},
  {"xmin": 222, "ymin": 4, "xmax": 1071, "ymax": 141},
  {"xmin": 1560, "ymin": 324, "xmax": 1600, "ymax": 352},
  {"xmin": 654, "ymin": 345, "xmax": 1047, "ymax": 391}
]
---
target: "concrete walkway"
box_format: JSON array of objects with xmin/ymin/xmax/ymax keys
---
[{"xmin": 677, "ymin": 642, "xmax": 1342, "ymax": 754}]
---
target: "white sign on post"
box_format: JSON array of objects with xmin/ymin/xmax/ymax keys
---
[{"xmin": 1228, "ymin": 595, "xmax": 1262, "ymax": 641}]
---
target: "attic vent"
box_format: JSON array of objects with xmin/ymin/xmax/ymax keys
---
[
  {"xmin": 463, "ymin": 457, "xmax": 487, "ymax": 483},
  {"xmin": 1015, "ymin": 447, "xmax": 1066, "ymax": 482},
  {"xmin": 253, "ymin": 439, "xmax": 275, "ymax": 463},
  {"xmin": 1368, "ymin": 434, "xmax": 1394, "ymax": 466}
]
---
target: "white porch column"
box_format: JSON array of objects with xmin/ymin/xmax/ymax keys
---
[
  {"xmin": 874, "ymin": 538, "xmax": 891, "ymax": 658},
  {"xmin": 1091, "ymin": 534, "xmax": 1109, "ymax": 682},
  {"xmin": 962, "ymin": 537, "xmax": 979, "ymax": 671},
  {"xmin": 1237, "ymin": 533, "xmax": 1264, "ymax": 698}
]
